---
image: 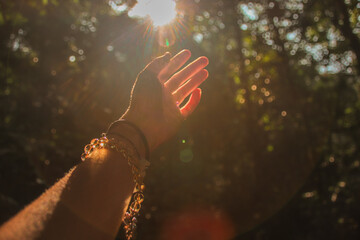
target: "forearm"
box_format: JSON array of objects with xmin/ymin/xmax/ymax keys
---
[{"xmin": 0, "ymin": 149, "xmax": 134, "ymax": 240}]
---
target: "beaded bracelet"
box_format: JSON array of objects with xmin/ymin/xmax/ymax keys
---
[{"xmin": 81, "ymin": 133, "xmax": 150, "ymax": 240}]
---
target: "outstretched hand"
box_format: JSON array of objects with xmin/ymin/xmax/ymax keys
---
[{"xmin": 122, "ymin": 50, "xmax": 209, "ymax": 152}]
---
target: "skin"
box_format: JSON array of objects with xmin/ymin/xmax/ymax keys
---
[{"xmin": 0, "ymin": 49, "xmax": 209, "ymax": 240}]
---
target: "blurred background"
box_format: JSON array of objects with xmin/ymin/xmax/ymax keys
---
[{"xmin": 1, "ymin": 0, "xmax": 360, "ymax": 239}]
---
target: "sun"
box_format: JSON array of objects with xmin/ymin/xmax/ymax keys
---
[{"xmin": 128, "ymin": 0, "xmax": 177, "ymax": 27}]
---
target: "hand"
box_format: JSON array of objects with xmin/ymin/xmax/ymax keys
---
[{"xmin": 121, "ymin": 49, "xmax": 209, "ymax": 152}]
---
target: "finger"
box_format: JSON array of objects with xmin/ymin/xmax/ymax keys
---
[
  {"xmin": 158, "ymin": 49, "xmax": 191, "ymax": 82},
  {"xmin": 145, "ymin": 52, "xmax": 172, "ymax": 74},
  {"xmin": 173, "ymin": 69, "xmax": 208, "ymax": 105},
  {"xmin": 165, "ymin": 56, "xmax": 209, "ymax": 92},
  {"xmin": 180, "ymin": 88, "xmax": 202, "ymax": 118}
]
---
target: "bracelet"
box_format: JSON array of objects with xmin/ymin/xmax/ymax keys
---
[
  {"xmin": 107, "ymin": 119, "xmax": 150, "ymax": 160},
  {"xmin": 81, "ymin": 133, "xmax": 150, "ymax": 240}
]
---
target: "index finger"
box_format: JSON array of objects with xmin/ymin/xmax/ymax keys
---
[
  {"xmin": 165, "ymin": 56, "xmax": 209, "ymax": 92},
  {"xmin": 158, "ymin": 49, "xmax": 191, "ymax": 83}
]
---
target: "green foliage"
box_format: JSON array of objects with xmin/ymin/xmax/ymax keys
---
[{"xmin": 0, "ymin": 0, "xmax": 359, "ymax": 239}]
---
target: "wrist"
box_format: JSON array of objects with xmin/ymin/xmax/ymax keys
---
[{"xmin": 106, "ymin": 119, "xmax": 150, "ymax": 160}]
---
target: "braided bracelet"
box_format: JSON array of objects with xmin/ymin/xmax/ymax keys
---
[{"xmin": 81, "ymin": 133, "xmax": 150, "ymax": 240}]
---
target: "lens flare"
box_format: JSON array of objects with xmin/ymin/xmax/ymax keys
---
[
  {"xmin": 128, "ymin": 0, "xmax": 177, "ymax": 27},
  {"xmin": 156, "ymin": 25, "xmax": 176, "ymax": 47}
]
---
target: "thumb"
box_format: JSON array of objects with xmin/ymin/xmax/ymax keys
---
[
  {"xmin": 130, "ymin": 53, "xmax": 171, "ymax": 110},
  {"xmin": 135, "ymin": 52, "xmax": 171, "ymax": 91},
  {"xmin": 145, "ymin": 52, "xmax": 172, "ymax": 75}
]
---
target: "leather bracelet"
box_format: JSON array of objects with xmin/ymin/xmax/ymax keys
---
[
  {"xmin": 107, "ymin": 119, "xmax": 150, "ymax": 160},
  {"xmin": 104, "ymin": 132, "xmax": 141, "ymax": 159}
]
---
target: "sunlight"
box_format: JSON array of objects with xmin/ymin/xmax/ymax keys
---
[{"xmin": 128, "ymin": 0, "xmax": 177, "ymax": 27}]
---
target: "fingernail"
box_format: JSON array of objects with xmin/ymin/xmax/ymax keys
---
[
  {"xmin": 200, "ymin": 56, "xmax": 209, "ymax": 65},
  {"xmin": 163, "ymin": 52, "xmax": 171, "ymax": 61}
]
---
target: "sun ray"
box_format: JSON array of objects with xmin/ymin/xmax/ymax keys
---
[{"xmin": 127, "ymin": 0, "xmax": 190, "ymax": 50}]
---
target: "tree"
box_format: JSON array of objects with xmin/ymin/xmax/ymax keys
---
[{"xmin": 0, "ymin": 0, "xmax": 359, "ymax": 239}]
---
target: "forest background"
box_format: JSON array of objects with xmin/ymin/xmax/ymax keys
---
[{"xmin": 1, "ymin": 0, "xmax": 360, "ymax": 239}]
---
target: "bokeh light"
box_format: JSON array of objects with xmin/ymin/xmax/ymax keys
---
[{"xmin": 161, "ymin": 208, "xmax": 235, "ymax": 240}]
